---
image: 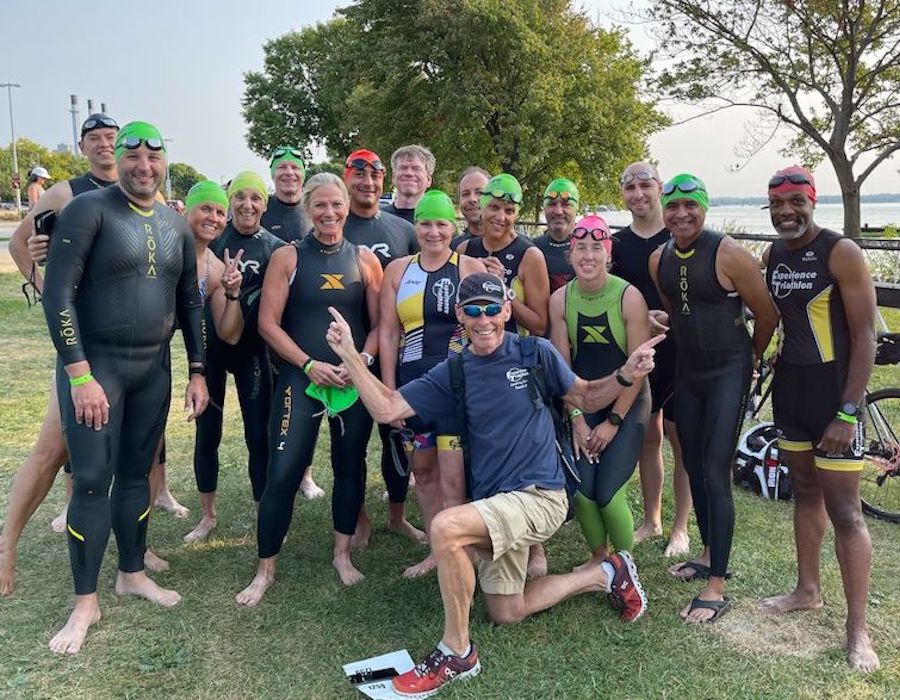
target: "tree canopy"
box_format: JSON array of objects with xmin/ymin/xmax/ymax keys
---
[
  {"xmin": 168, "ymin": 162, "xmax": 207, "ymax": 201},
  {"xmin": 242, "ymin": 0, "xmax": 666, "ymax": 209},
  {"xmin": 0, "ymin": 140, "xmax": 86, "ymax": 202},
  {"xmin": 644, "ymin": 0, "xmax": 900, "ymax": 237}
]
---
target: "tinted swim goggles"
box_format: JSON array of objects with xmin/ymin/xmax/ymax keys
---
[
  {"xmin": 81, "ymin": 116, "xmax": 119, "ymax": 135},
  {"xmin": 485, "ymin": 189, "xmax": 523, "ymax": 205},
  {"xmin": 572, "ymin": 227, "xmax": 611, "ymax": 241},
  {"xmin": 346, "ymin": 157, "xmax": 385, "ymax": 172},
  {"xmin": 119, "ymin": 135, "xmax": 164, "ymax": 151},
  {"xmin": 543, "ymin": 190, "xmax": 576, "ymax": 203},
  {"xmin": 272, "ymin": 147, "xmax": 304, "ymax": 160},
  {"xmin": 768, "ymin": 173, "xmax": 813, "ymax": 188},
  {"xmin": 461, "ymin": 303, "xmax": 504, "ymax": 318},
  {"xmin": 662, "ymin": 178, "xmax": 706, "ymax": 196},
  {"xmin": 620, "ymin": 170, "xmax": 657, "ymax": 186}
]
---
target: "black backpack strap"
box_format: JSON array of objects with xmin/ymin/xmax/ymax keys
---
[{"xmin": 448, "ymin": 354, "xmax": 474, "ymax": 500}]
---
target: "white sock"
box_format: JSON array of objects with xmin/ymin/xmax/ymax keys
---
[
  {"xmin": 438, "ymin": 640, "xmax": 471, "ymax": 658},
  {"xmin": 600, "ymin": 561, "xmax": 615, "ymax": 592}
]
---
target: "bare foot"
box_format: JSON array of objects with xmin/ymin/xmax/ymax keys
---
[
  {"xmin": 759, "ymin": 589, "xmax": 824, "ymax": 614},
  {"xmin": 155, "ymin": 489, "xmax": 189, "ymax": 519},
  {"xmin": 634, "ymin": 521, "xmax": 663, "ymax": 543},
  {"xmin": 299, "ymin": 476, "xmax": 325, "ymax": 500},
  {"xmin": 0, "ymin": 540, "xmax": 15, "ymax": 597},
  {"xmin": 663, "ymin": 530, "xmax": 690, "ymax": 558},
  {"xmin": 403, "ymin": 553, "xmax": 436, "ymax": 579},
  {"xmin": 50, "ymin": 505, "xmax": 68, "ymax": 533},
  {"xmin": 526, "ymin": 544, "xmax": 548, "ymax": 580},
  {"xmin": 389, "ymin": 518, "xmax": 427, "ymax": 545},
  {"xmin": 235, "ymin": 572, "xmax": 274, "ymax": 607},
  {"xmin": 115, "ymin": 571, "xmax": 181, "ymax": 607},
  {"xmin": 351, "ymin": 516, "xmax": 371, "ymax": 550},
  {"xmin": 183, "ymin": 516, "xmax": 218, "ymax": 544},
  {"xmin": 49, "ymin": 599, "xmax": 102, "ymax": 655},
  {"xmin": 334, "ymin": 556, "xmax": 365, "ymax": 586},
  {"xmin": 144, "ymin": 549, "xmax": 170, "ymax": 572},
  {"xmin": 847, "ymin": 626, "xmax": 880, "ymax": 673}
]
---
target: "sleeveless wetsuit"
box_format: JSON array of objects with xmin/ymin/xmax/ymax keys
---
[
  {"xmin": 565, "ymin": 276, "xmax": 649, "ymax": 553},
  {"xmin": 658, "ymin": 229, "xmax": 752, "ymax": 578},
  {"xmin": 465, "ymin": 235, "xmax": 535, "ymax": 335},
  {"xmin": 194, "ymin": 224, "xmax": 284, "ymax": 501},
  {"xmin": 450, "ymin": 227, "xmax": 476, "ymax": 252},
  {"xmin": 533, "ymin": 232, "xmax": 574, "ymax": 294},
  {"xmin": 257, "ymin": 236, "xmax": 373, "ymax": 555},
  {"xmin": 43, "ymin": 186, "xmax": 203, "ymax": 594},
  {"xmin": 380, "ymin": 201, "xmax": 415, "ymax": 223},
  {"xmin": 767, "ymin": 229, "xmax": 864, "ymax": 470},
  {"xmin": 612, "ymin": 225, "xmax": 678, "ymax": 416},
  {"xmin": 261, "ymin": 195, "xmax": 311, "ymax": 243}
]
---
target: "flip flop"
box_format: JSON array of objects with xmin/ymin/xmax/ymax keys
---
[
  {"xmin": 683, "ymin": 595, "xmax": 732, "ymax": 623},
  {"xmin": 671, "ymin": 561, "xmax": 733, "ymax": 582}
]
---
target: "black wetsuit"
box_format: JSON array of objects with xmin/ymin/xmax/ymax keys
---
[
  {"xmin": 450, "ymin": 227, "xmax": 477, "ymax": 251},
  {"xmin": 344, "ymin": 208, "xmax": 419, "ymax": 504},
  {"xmin": 258, "ymin": 236, "xmax": 373, "ymax": 555},
  {"xmin": 658, "ymin": 229, "xmax": 752, "ymax": 578},
  {"xmin": 194, "ymin": 224, "xmax": 284, "ymax": 501},
  {"xmin": 533, "ymin": 231, "xmax": 574, "ymax": 294},
  {"xmin": 261, "ymin": 195, "xmax": 311, "ymax": 243},
  {"xmin": 380, "ymin": 200, "xmax": 415, "ymax": 223},
  {"xmin": 465, "ymin": 234, "xmax": 536, "ymax": 335},
  {"xmin": 43, "ymin": 186, "xmax": 203, "ymax": 594},
  {"xmin": 612, "ymin": 225, "xmax": 678, "ymax": 417}
]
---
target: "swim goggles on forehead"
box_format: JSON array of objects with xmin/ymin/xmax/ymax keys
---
[
  {"xmin": 271, "ymin": 147, "xmax": 304, "ymax": 160},
  {"xmin": 572, "ymin": 227, "xmax": 611, "ymax": 241},
  {"xmin": 119, "ymin": 135, "xmax": 164, "ymax": 151},
  {"xmin": 662, "ymin": 178, "xmax": 706, "ymax": 196},
  {"xmin": 485, "ymin": 189, "xmax": 523, "ymax": 205},
  {"xmin": 620, "ymin": 170, "xmax": 657, "ymax": 186},
  {"xmin": 346, "ymin": 157, "xmax": 385, "ymax": 172},
  {"xmin": 461, "ymin": 303, "xmax": 504, "ymax": 317},
  {"xmin": 81, "ymin": 116, "xmax": 119, "ymax": 134},
  {"xmin": 543, "ymin": 190, "xmax": 576, "ymax": 202},
  {"xmin": 768, "ymin": 173, "xmax": 813, "ymax": 188}
]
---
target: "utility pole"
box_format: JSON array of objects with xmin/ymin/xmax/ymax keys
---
[{"xmin": 1, "ymin": 82, "xmax": 23, "ymax": 214}]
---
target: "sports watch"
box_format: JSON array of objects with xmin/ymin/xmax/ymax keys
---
[{"xmin": 608, "ymin": 411, "xmax": 623, "ymax": 427}]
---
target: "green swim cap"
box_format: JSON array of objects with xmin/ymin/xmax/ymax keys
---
[
  {"xmin": 543, "ymin": 178, "xmax": 580, "ymax": 204},
  {"xmin": 269, "ymin": 146, "xmax": 306, "ymax": 177},
  {"xmin": 414, "ymin": 190, "xmax": 457, "ymax": 224},
  {"xmin": 480, "ymin": 173, "xmax": 523, "ymax": 208},
  {"xmin": 228, "ymin": 171, "xmax": 268, "ymax": 201},
  {"xmin": 185, "ymin": 180, "xmax": 228, "ymax": 212},
  {"xmin": 304, "ymin": 382, "xmax": 360, "ymax": 417},
  {"xmin": 660, "ymin": 173, "xmax": 709, "ymax": 212},
  {"xmin": 114, "ymin": 121, "xmax": 165, "ymax": 161}
]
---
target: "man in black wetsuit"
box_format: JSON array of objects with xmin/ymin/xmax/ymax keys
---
[
  {"xmin": 759, "ymin": 166, "xmax": 879, "ymax": 672},
  {"xmin": 42, "ymin": 121, "xmax": 207, "ymax": 655},
  {"xmin": 533, "ymin": 178, "xmax": 579, "ymax": 294},
  {"xmin": 450, "ymin": 166, "xmax": 490, "ymax": 251},
  {"xmin": 342, "ymin": 148, "xmax": 422, "ymax": 544},
  {"xmin": 612, "ymin": 162, "xmax": 692, "ymax": 558},
  {"xmin": 380, "ymin": 144, "xmax": 435, "ymax": 223},
  {"xmin": 649, "ymin": 173, "xmax": 778, "ymax": 623},
  {"xmin": 260, "ymin": 146, "xmax": 312, "ymax": 244}
]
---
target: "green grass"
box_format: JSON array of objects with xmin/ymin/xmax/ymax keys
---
[{"xmin": 1, "ymin": 272, "xmax": 899, "ymax": 699}]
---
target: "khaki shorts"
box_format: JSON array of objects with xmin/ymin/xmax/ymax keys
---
[{"xmin": 471, "ymin": 486, "xmax": 568, "ymax": 595}]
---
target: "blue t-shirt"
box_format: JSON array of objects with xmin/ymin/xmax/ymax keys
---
[{"xmin": 399, "ymin": 334, "xmax": 576, "ymax": 500}]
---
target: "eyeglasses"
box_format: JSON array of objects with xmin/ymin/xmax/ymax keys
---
[
  {"xmin": 461, "ymin": 303, "xmax": 504, "ymax": 317},
  {"xmin": 662, "ymin": 179, "xmax": 705, "ymax": 196},
  {"xmin": 119, "ymin": 135, "xmax": 164, "ymax": 151},
  {"xmin": 572, "ymin": 227, "xmax": 611, "ymax": 241},
  {"xmin": 485, "ymin": 189, "xmax": 522, "ymax": 205},
  {"xmin": 768, "ymin": 173, "xmax": 813, "ymax": 188},
  {"xmin": 543, "ymin": 191, "xmax": 576, "ymax": 203},
  {"xmin": 81, "ymin": 116, "xmax": 119, "ymax": 134},
  {"xmin": 271, "ymin": 147, "xmax": 304, "ymax": 160},
  {"xmin": 346, "ymin": 157, "xmax": 385, "ymax": 172},
  {"xmin": 620, "ymin": 171, "xmax": 657, "ymax": 186}
]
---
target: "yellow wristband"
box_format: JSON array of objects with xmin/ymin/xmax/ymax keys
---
[
  {"xmin": 569, "ymin": 408, "xmax": 583, "ymax": 418},
  {"xmin": 69, "ymin": 373, "xmax": 93, "ymax": 387}
]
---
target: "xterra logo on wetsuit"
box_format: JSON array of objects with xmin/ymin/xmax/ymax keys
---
[{"xmin": 320, "ymin": 274, "xmax": 346, "ymax": 290}]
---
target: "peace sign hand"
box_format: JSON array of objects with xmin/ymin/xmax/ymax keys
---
[{"xmin": 222, "ymin": 248, "xmax": 244, "ymax": 296}]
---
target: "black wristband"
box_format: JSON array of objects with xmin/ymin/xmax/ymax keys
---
[
  {"xmin": 224, "ymin": 291, "xmax": 240, "ymax": 301},
  {"xmin": 189, "ymin": 365, "xmax": 206, "ymax": 377},
  {"xmin": 615, "ymin": 368, "xmax": 633, "ymax": 387},
  {"xmin": 303, "ymin": 358, "xmax": 314, "ymax": 373}
]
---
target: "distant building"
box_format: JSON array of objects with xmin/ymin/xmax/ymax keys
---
[{"xmin": 55, "ymin": 143, "xmax": 71, "ymax": 154}]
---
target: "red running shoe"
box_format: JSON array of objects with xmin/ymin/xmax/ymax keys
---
[
  {"xmin": 605, "ymin": 551, "xmax": 648, "ymax": 622},
  {"xmin": 393, "ymin": 643, "xmax": 481, "ymax": 697}
]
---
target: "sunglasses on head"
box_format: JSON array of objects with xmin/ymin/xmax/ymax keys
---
[
  {"xmin": 347, "ymin": 157, "xmax": 385, "ymax": 172},
  {"xmin": 620, "ymin": 170, "xmax": 657, "ymax": 186},
  {"xmin": 120, "ymin": 135, "xmax": 164, "ymax": 151},
  {"xmin": 768, "ymin": 173, "xmax": 812, "ymax": 188},
  {"xmin": 662, "ymin": 179, "xmax": 705, "ymax": 196},
  {"xmin": 272, "ymin": 147, "xmax": 304, "ymax": 160},
  {"xmin": 486, "ymin": 189, "xmax": 522, "ymax": 205},
  {"xmin": 543, "ymin": 190, "xmax": 576, "ymax": 203},
  {"xmin": 461, "ymin": 303, "xmax": 504, "ymax": 318},
  {"xmin": 81, "ymin": 116, "xmax": 119, "ymax": 134},
  {"xmin": 572, "ymin": 227, "xmax": 611, "ymax": 241}
]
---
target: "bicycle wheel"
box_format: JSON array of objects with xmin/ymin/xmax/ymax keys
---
[{"xmin": 861, "ymin": 388, "xmax": 900, "ymax": 523}]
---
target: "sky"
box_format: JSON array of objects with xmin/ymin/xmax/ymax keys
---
[{"xmin": 1, "ymin": 0, "xmax": 896, "ymax": 198}]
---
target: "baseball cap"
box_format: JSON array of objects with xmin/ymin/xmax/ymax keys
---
[
  {"xmin": 456, "ymin": 272, "xmax": 509, "ymax": 306},
  {"xmin": 30, "ymin": 166, "xmax": 51, "ymax": 180}
]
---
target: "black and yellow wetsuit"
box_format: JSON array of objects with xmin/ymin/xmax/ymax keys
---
[
  {"xmin": 658, "ymin": 229, "xmax": 752, "ymax": 579},
  {"xmin": 258, "ymin": 236, "xmax": 373, "ymax": 556},
  {"xmin": 465, "ymin": 235, "xmax": 534, "ymax": 335},
  {"xmin": 43, "ymin": 186, "xmax": 203, "ymax": 594}
]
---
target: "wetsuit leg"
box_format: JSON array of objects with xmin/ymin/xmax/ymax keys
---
[
  {"xmin": 575, "ymin": 450, "xmax": 606, "ymax": 551},
  {"xmin": 257, "ymin": 367, "xmax": 322, "ymax": 558},
  {"xmin": 600, "ymin": 486, "xmax": 634, "ymax": 552},
  {"xmin": 674, "ymin": 379, "xmax": 710, "ymax": 549},
  {"xmin": 330, "ymin": 401, "xmax": 374, "ymax": 535},
  {"xmin": 379, "ymin": 422, "xmax": 410, "ymax": 503},
  {"xmin": 193, "ymin": 350, "xmax": 227, "ymax": 494},
  {"xmin": 231, "ymin": 349, "xmax": 273, "ymax": 502}
]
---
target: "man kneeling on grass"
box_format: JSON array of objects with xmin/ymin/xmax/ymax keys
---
[{"xmin": 325, "ymin": 271, "xmax": 662, "ymax": 696}]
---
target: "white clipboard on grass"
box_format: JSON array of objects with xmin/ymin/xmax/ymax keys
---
[{"xmin": 344, "ymin": 649, "xmax": 418, "ymax": 699}]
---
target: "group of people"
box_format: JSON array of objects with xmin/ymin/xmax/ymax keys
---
[{"xmin": 0, "ymin": 111, "xmax": 881, "ymax": 693}]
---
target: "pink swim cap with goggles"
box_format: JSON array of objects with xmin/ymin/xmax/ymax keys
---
[{"xmin": 570, "ymin": 215, "xmax": 613, "ymax": 255}]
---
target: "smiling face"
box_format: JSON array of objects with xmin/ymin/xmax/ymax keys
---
[
  {"xmin": 346, "ymin": 166, "xmax": 384, "ymax": 211},
  {"xmin": 620, "ymin": 164, "xmax": 662, "ymax": 219},
  {"xmin": 117, "ymin": 145, "xmax": 166, "ymax": 203},
  {"xmin": 768, "ymin": 190, "xmax": 815, "ymax": 242},
  {"xmin": 458, "ymin": 171, "xmax": 489, "ymax": 227},
  {"xmin": 663, "ymin": 199, "xmax": 705, "ymax": 244},
  {"xmin": 456, "ymin": 300, "xmax": 510, "ymax": 355},
  {"xmin": 187, "ymin": 202, "xmax": 228, "ymax": 244},
  {"xmin": 80, "ymin": 128, "xmax": 118, "ymax": 170},
  {"xmin": 230, "ymin": 188, "xmax": 267, "ymax": 234},
  {"xmin": 569, "ymin": 237, "xmax": 608, "ymax": 285},
  {"xmin": 481, "ymin": 198, "xmax": 518, "ymax": 242},
  {"xmin": 543, "ymin": 197, "xmax": 577, "ymax": 238},
  {"xmin": 273, "ymin": 161, "xmax": 304, "ymax": 202},
  {"xmin": 307, "ymin": 182, "xmax": 349, "ymax": 241},
  {"xmin": 415, "ymin": 219, "xmax": 454, "ymax": 254},
  {"xmin": 392, "ymin": 155, "xmax": 432, "ymax": 199}
]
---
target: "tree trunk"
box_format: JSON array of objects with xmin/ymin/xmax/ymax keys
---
[{"xmin": 830, "ymin": 156, "xmax": 860, "ymax": 238}]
